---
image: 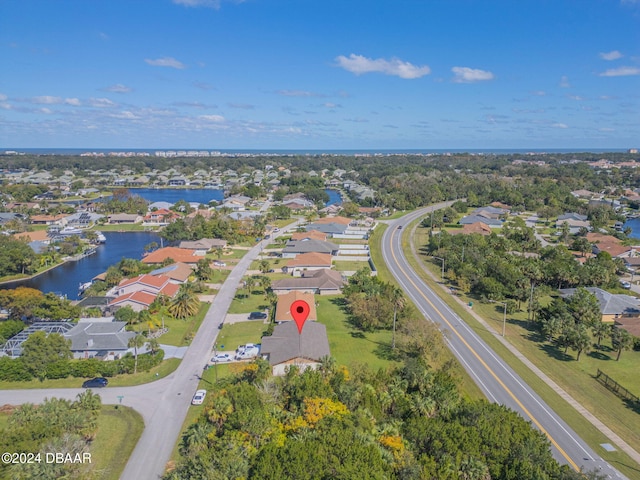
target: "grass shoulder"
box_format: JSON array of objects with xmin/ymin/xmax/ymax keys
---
[
  {"xmin": 91, "ymin": 405, "xmax": 144, "ymax": 480},
  {"xmin": 407, "ymin": 220, "xmax": 640, "ymax": 478}
]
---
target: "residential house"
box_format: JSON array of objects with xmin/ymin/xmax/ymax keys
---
[
  {"xmin": 458, "ymin": 215, "xmax": 503, "ymax": 227},
  {"xmin": 108, "ymin": 291, "xmax": 157, "ymax": 312},
  {"xmin": 178, "ymin": 238, "xmax": 227, "ymax": 255},
  {"xmin": 290, "ymin": 230, "xmax": 327, "ymax": 242},
  {"xmin": 558, "ymin": 287, "xmax": 640, "ymax": 323},
  {"xmin": 141, "ymin": 247, "xmax": 200, "ymax": 265},
  {"xmin": 63, "ymin": 317, "xmax": 136, "ymax": 360},
  {"xmin": 451, "ymin": 221, "xmax": 492, "ymax": 236},
  {"xmin": 108, "ymin": 213, "xmax": 143, "ymax": 224},
  {"xmin": 0, "ymin": 212, "xmax": 24, "ymax": 224},
  {"xmin": 29, "ymin": 214, "xmax": 69, "ymax": 225},
  {"xmin": 260, "ymin": 321, "xmax": 330, "ymax": 376},
  {"xmin": 586, "ymin": 233, "xmax": 634, "ymax": 258},
  {"xmin": 113, "ymin": 274, "xmax": 179, "ymax": 298},
  {"xmin": 149, "ymin": 262, "xmax": 193, "ymax": 283},
  {"xmin": 470, "ymin": 206, "xmax": 509, "ymax": 219},
  {"xmin": 274, "ymin": 291, "xmax": 318, "ymax": 323},
  {"xmin": 272, "ymin": 269, "xmax": 345, "ymax": 295},
  {"xmin": 282, "ymin": 239, "xmax": 339, "ymax": 258},
  {"xmin": 143, "ymin": 208, "xmax": 180, "ymax": 225},
  {"xmin": 556, "ymin": 213, "xmax": 590, "ymax": 234},
  {"xmin": 284, "ymin": 252, "xmax": 333, "ymax": 276}
]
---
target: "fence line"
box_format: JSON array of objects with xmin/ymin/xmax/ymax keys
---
[{"xmin": 595, "ymin": 369, "xmax": 640, "ymax": 405}]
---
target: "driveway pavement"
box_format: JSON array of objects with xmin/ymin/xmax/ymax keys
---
[{"xmin": 0, "ymin": 218, "xmax": 301, "ymax": 480}]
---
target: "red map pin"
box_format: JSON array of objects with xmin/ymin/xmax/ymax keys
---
[{"xmin": 290, "ymin": 299, "xmax": 310, "ymax": 334}]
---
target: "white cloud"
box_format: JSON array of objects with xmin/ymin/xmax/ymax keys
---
[
  {"xmin": 277, "ymin": 90, "xmax": 323, "ymax": 97},
  {"xmin": 599, "ymin": 50, "xmax": 623, "ymax": 61},
  {"xmin": 88, "ymin": 98, "xmax": 116, "ymax": 108},
  {"xmin": 104, "ymin": 84, "xmax": 132, "ymax": 93},
  {"xmin": 599, "ymin": 66, "xmax": 640, "ymax": 77},
  {"xmin": 335, "ymin": 54, "xmax": 430, "ymax": 79},
  {"xmin": 109, "ymin": 111, "xmax": 139, "ymax": 119},
  {"xmin": 32, "ymin": 96, "xmax": 62, "ymax": 104},
  {"xmin": 145, "ymin": 57, "xmax": 186, "ymax": 69},
  {"xmin": 31, "ymin": 96, "xmax": 81, "ymax": 106},
  {"xmin": 552, "ymin": 123, "xmax": 569, "ymax": 129},
  {"xmin": 199, "ymin": 114, "xmax": 225, "ymax": 122},
  {"xmin": 599, "ymin": 127, "xmax": 615, "ymax": 132},
  {"xmin": 451, "ymin": 67, "xmax": 494, "ymax": 83},
  {"xmin": 559, "ymin": 75, "xmax": 571, "ymax": 88},
  {"xmin": 173, "ymin": 0, "xmax": 220, "ymax": 7}
]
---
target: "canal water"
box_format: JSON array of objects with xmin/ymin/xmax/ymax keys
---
[
  {"xmin": 4, "ymin": 188, "xmax": 340, "ymax": 299},
  {"xmin": 129, "ymin": 188, "xmax": 223, "ymax": 205},
  {"xmin": 2, "ymin": 232, "xmax": 161, "ymax": 300},
  {"xmin": 623, "ymin": 217, "xmax": 640, "ymax": 239}
]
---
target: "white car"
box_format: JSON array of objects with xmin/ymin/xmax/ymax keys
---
[
  {"xmin": 191, "ymin": 389, "xmax": 207, "ymax": 405},
  {"xmin": 235, "ymin": 343, "xmax": 260, "ymax": 360},
  {"xmin": 213, "ymin": 260, "xmax": 226, "ymax": 267},
  {"xmin": 211, "ymin": 353, "xmax": 231, "ymax": 363}
]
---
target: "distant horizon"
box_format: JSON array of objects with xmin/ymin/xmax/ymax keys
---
[{"xmin": 2, "ymin": 147, "xmax": 635, "ymax": 156}]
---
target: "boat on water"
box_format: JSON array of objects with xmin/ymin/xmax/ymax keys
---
[
  {"xmin": 59, "ymin": 226, "xmax": 83, "ymax": 236},
  {"xmin": 94, "ymin": 231, "xmax": 107, "ymax": 243},
  {"xmin": 78, "ymin": 281, "xmax": 93, "ymax": 296}
]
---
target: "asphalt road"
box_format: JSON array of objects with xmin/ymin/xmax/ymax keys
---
[
  {"xmin": 383, "ymin": 205, "xmax": 626, "ymax": 479},
  {"xmin": 0, "ymin": 220, "xmax": 294, "ymax": 480}
]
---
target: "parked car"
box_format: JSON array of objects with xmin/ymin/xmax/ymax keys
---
[
  {"xmin": 249, "ymin": 311, "xmax": 267, "ymax": 320},
  {"xmin": 397, "ymin": 225, "xmax": 403, "ymax": 229},
  {"xmin": 82, "ymin": 377, "xmax": 108, "ymax": 388},
  {"xmin": 235, "ymin": 343, "xmax": 261, "ymax": 360},
  {"xmin": 621, "ymin": 281, "xmax": 632, "ymax": 289},
  {"xmin": 211, "ymin": 353, "xmax": 231, "ymax": 363},
  {"xmin": 213, "ymin": 260, "xmax": 226, "ymax": 267},
  {"xmin": 191, "ymin": 389, "xmax": 207, "ymax": 405}
]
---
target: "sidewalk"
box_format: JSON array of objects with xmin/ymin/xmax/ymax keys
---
[{"xmin": 408, "ymin": 227, "xmax": 640, "ymax": 467}]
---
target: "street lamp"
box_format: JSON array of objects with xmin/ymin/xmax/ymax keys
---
[
  {"xmin": 433, "ymin": 256, "xmax": 445, "ymax": 282},
  {"xmin": 490, "ymin": 300, "xmax": 507, "ymax": 337}
]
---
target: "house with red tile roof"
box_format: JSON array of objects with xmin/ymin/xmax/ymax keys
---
[
  {"xmin": 284, "ymin": 252, "xmax": 332, "ymax": 276},
  {"xmin": 141, "ymin": 247, "xmax": 200, "ymax": 265},
  {"xmin": 274, "ymin": 291, "xmax": 317, "ymax": 323},
  {"xmin": 109, "ymin": 291, "xmax": 158, "ymax": 312},
  {"xmin": 114, "ymin": 274, "xmax": 179, "ymax": 297},
  {"xmin": 290, "ymin": 230, "xmax": 327, "ymax": 242},
  {"xmin": 143, "ymin": 208, "xmax": 180, "ymax": 225}
]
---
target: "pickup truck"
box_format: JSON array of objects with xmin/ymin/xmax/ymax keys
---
[{"xmin": 235, "ymin": 343, "xmax": 261, "ymax": 360}]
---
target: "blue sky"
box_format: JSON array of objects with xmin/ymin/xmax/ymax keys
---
[{"xmin": 1, "ymin": 0, "xmax": 639, "ymax": 150}]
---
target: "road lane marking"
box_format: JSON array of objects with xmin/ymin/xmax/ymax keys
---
[{"xmin": 386, "ymin": 228, "xmax": 581, "ymax": 472}]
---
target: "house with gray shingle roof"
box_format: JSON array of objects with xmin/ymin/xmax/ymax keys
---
[
  {"xmin": 260, "ymin": 321, "xmax": 330, "ymax": 376},
  {"xmin": 282, "ymin": 239, "xmax": 339, "ymax": 258},
  {"xmin": 63, "ymin": 318, "xmax": 137, "ymax": 360},
  {"xmin": 558, "ymin": 287, "xmax": 640, "ymax": 323}
]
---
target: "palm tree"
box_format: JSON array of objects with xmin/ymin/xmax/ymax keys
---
[
  {"xmin": 128, "ymin": 334, "xmax": 146, "ymax": 374},
  {"xmin": 390, "ymin": 286, "xmax": 405, "ymax": 349},
  {"xmin": 168, "ymin": 283, "xmax": 200, "ymax": 319}
]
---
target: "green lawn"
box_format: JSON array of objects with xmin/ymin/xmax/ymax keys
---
[
  {"xmin": 317, "ymin": 296, "xmax": 398, "ymax": 372},
  {"xmin": 91, "ymin": 405, "xmax": 144, "ymax": 480},
  {"xmin": 408, "ymin": 222, "xmax": 640, "ymax": 478},
  {"xmin": 215, "ymin": 321, "xmax": 267, "ymax": 352},
  {"xmin": 333, "ymin": 261, "xmax": 370, "ymax": 272},
  {"xmin": 156, "ymin": 303, "xmax": 209, "ymax": 346},
  {"xmin": 227, "ymin": 288, "xmax": 271, "ymax": 314}
]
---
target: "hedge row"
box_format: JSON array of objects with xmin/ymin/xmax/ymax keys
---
[{"xmin": 0, "ymin": 350, "xmax": 164, "ymax": 382}]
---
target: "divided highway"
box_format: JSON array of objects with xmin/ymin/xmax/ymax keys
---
[{"xmin": 383, "ymin": 205, "xmax": 626, "ymax": 479}]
